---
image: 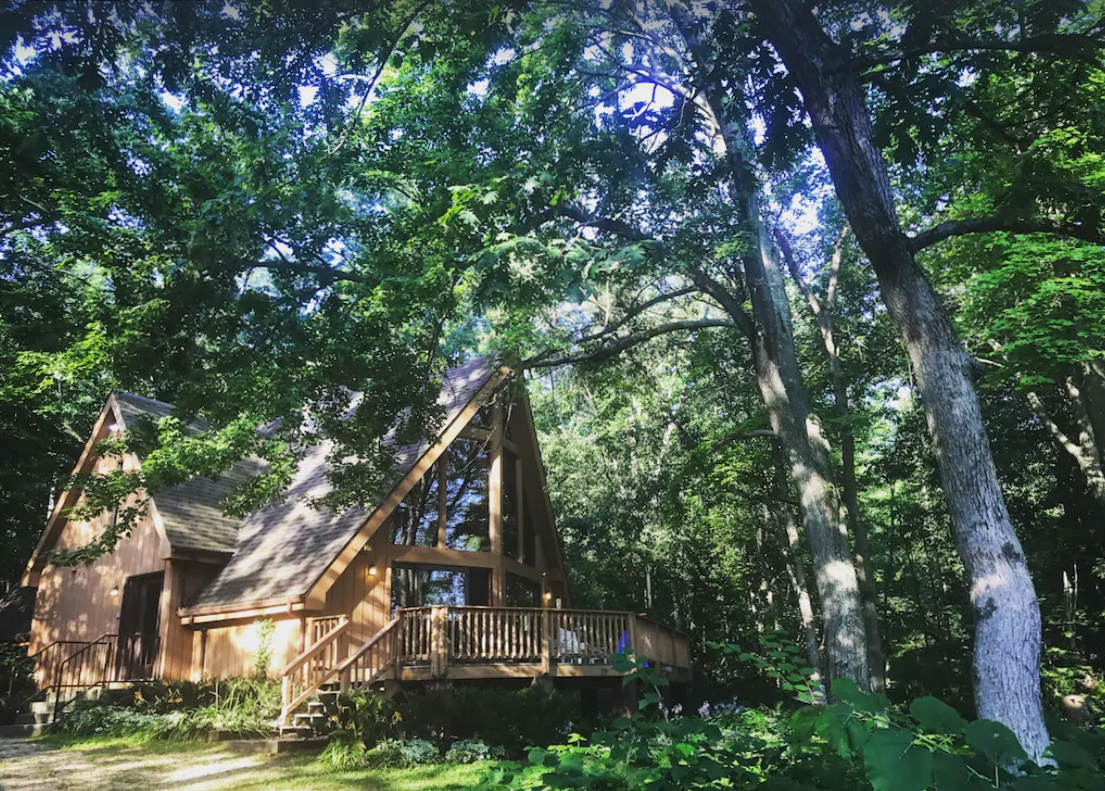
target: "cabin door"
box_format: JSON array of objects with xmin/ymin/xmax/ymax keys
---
[{"xmin": 117, "ymin": 572, "xmax": 163, "ymax": 680}]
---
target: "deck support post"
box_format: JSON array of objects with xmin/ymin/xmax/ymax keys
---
[
  {"xmin": 540, "ymin": 608, "xmax": 555, "ymax": 677},
  {"xmin": 431, "ymin": 606, "xmax": 447, "ymax": 678}
]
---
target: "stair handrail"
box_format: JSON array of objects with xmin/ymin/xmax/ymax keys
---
[
  {"xmin": 279, "ymin": 616, "xmax": 399, "ymax": 725},
  {"xmin": 6, "ymin": 639, "xmax": 62, "ymax": 698},
  {"xmin": 51, "ymin": 633, "xmax": 119, "ymax": 723},
  {"xmin": 335, "ymin": 616, "xmax": 400, "ymax": 688},
  {"xmin": 279, "ymin": 616, "xmax": 349, "ymax": 724}
]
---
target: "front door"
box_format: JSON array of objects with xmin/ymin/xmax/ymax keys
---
[{"xmin": 117, "ymin": 572, "xmax": 163, "ymax": 679}]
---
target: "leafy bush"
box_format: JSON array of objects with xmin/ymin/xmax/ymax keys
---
[
  {"xmin": 57, "ymin": 703, "xmax": 165, "ymax": 739},
  {"xmin": 396, "ymin": 685, "xmax": 580, "ymax": 753},
  {"xmin": 365, "ymin": 738, "xmax": 440, "ymax": 768},
  {"xmin": 446, "ymin": 738, "xmax": 505, "ymax": 763},
  {"xmin": 328, "ymin": 684, "xmax": 580, "ymax": 758},
  {"xmin": 483, "ymin": 652, "xmax": 1105, "ymax": 791},
  {"xmin": 56, "ymin": 677, "xmax": 280, "ymax": 740},
  {"xmin": 319, "ymin": 729, "xmax": 370, "ymax": 769},
  {"xmin": 791, "ymin": 677, "xmax": 1105, "ymax": 791},
  {"xmin": 331, "ymin": 689, "xmax": 402, "ymax": 746}
]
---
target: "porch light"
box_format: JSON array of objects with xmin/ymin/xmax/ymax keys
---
[
  {"xmin": 543, "ymin": 591, "xmax": 552, "ymax": 602},
  {"xmin": 368, "ymin": 565, "xmax": 379, "ymax": 577},
  {"xmin": 109, "ymin": 585, "xmax": 119, "ymax": 598}
]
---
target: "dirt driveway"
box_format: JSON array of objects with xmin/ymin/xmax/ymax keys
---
[
  {"xmin": 0, "ymin": 737, "xmax": 488, "ymax": 791},
  {"xmin": 0, "ymin": 739, "xmax": 277, "ymax": 791}
]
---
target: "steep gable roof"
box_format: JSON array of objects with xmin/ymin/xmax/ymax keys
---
[
  {"xmin": 113, "ymin": 393, "xmax": 262, "ymax": 556},
  {"xmin": 185, "ymin": 357, "xmax": 499, "ymax": 612}
]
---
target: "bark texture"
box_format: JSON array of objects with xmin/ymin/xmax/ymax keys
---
[
  {"xmin": 748, "ymin": 0, "xmax": 1049, "ymax": 758},
  {"xmin": 778, "ymin": 230, "xmax": 886, "ymax": 691},
  {"xmin": 772, "ymin": 443, "xmax": 822, "ymax": 677},
  {"xmin": 664, "ymin": 0, "xmax": 869, "ymax": 689}
]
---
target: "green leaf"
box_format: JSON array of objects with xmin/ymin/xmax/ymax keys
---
[
  {"xmin": 863, "ymin": 729, "xmax": 933, "ymax": 791},
  {"xmin": 833, "ymin": 677, "xmax": 887, "ymax": 714},
  {"xmin": 909, "ymin": 696, "xmax": 968, "ymax": 735},
  {"xmin": 965, "ymin": 719, "xmax": 1028, "ymax": 769},
  {"xmin": 1045, "ymin": 739, "xmax": 1098, "ymax": 769}
]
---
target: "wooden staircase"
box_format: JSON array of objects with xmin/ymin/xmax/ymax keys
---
[{"xmin": 276, "ymin": 616, "xmax": 400, "ymax": 740}]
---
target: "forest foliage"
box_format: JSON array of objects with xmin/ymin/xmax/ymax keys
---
[{"xmin": 2, "ymin": 0, "xmax": 1104, "ymax": 779}]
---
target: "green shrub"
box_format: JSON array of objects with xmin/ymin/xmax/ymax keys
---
[
  {"xmin": 318, "ymin": 730, "xmax": 370, "ymax": 769},
  {"xmin": 57, "ymin": 703, "xmax": 164, "ymax": 739},
  {"xmin": 366, "ymin": 738, "xmax": 440, "ymax": 768},
  {"xmin": 484, "ymin": 654, "xmax": 1105, "ymax": 791},
  {"xmin": 332, "ymin": 689, "xmax": 401, "ymax": 746},
  {"xmin": 328, "ymin": 684, "xmax": 581, "ymax": 758},
  {"xmin": 446, "ymin": 738, "xmax": 504, "ymax": 763},
  {"xmin": 55, "ymin": 677, "xmax": 280, "ymax": 740},
  {"xmin": 396, "ymin": 685, "xmax": 580, "ymax": 753}
]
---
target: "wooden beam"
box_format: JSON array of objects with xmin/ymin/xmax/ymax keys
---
[
  {"xmin": 303, "ymin": 367, "xmax": 511, "ymax": 609},
  {"xmin": 182, "ymin": 602, "xmax": 307, "ymax": 625},
  {"xmin": 22, "ymin": 396, "xmax": 117, "ymax": 585}
]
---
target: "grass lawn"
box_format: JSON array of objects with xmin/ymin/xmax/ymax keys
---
[{"xmin": 0, "ymin": 736, "xmax": 497, "ymax": 791}]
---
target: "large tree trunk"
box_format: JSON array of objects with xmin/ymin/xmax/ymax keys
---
[
  {"xmin": 691, "ymin": 231, "xmax": 870, "ymax": 688},
  {"xmin": 743, "ymin": 226, "xmax": 869, "ymax": 689},
  {"xmin": 749, "ymin": 0, "xmax": 1049, "ymax": 759},
  {"xmin": 664, "ymin": 0, "xmax": 869, "ymax": 689},
  {"xmin": 771, "ymin": 442, "xmax": 823, "ymax": 678},
  {"xmin": 778, "ymin": 231, "xmax": 887, "ymax": 691}
]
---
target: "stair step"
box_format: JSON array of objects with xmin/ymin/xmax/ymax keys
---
[
  {"xmin": 0, "ymin": 723, "xmax": 48, "ymax": 739},
  {"xmin": 293, "ymin": 712, "xmax": 328, "ymax": 722},
  {"xmin": 226, "ymin": 737, "xmax": 328, "ymax": 755},
  {"xmin": 278, "ymin": 725, "xmax": 315, "ymax": 738}
]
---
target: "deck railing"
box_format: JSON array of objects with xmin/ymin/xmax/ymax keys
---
[
  {"xmin": 394, "ymin": 606, "xmax": 689, "ymax": 675},
  {"xmin": 279, "ymin": 607, "xmax": 689, "ymax": 722}
]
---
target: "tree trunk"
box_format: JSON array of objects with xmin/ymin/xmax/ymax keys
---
[
  {"xmin": 1028, "ymin": 385, "xmax": 1105, "ymax": 518},
  {"xmin": 779, "ymin": 231, "xmax": 886, "ymax": 690},
  {"xmin": 749, "ymin": 0, "xmax": 1049, "ymax": 759},
  {"xmin": 664, "ymin": 0, "xmax": 870, "ymax": 690},
  {"xmin": 772, "ymin": 443, "xmax": 823, "ymax": 677}
]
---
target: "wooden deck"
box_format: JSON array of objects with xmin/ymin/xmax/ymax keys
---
[{"xmin": 279, "ymin": 606, "xmax": 691, "ymax": 722}]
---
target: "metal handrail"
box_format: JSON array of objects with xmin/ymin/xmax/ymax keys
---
[{"xmin": 51, "ymin": 633, "xmax": 118, "ymax": 723}]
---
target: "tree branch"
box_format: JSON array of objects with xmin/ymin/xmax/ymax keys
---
[
  {"xmin": 852, "ymin": 32, "xmax": 1104, "ymax": 71},
  {"xmin": 908, "ymin": 216, "xmax": 1105, "ymax": 253},
  {"xmin": 570, "ymin": 286, "xmax": 698, "ymax": 347},
  {"xmin": 246, "ymin": 258, "xmax": 374, "ymax": 285},
  {"xmin": 686, "ymin": 266, "xmax": 756, "ymax": 340},
  {"xmin": 714, "ymin": 428, "xmax": 777, "ymax": 447},
  {"xmin": 524, "ymin": 318, "xmax": 735, "ymax": 369}
]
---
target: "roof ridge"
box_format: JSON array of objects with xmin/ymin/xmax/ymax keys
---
[{"xmin": 114, "ymin": 390, "xmax": 178, "ymax": 411}]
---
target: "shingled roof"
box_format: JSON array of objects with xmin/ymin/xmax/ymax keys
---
[
  {"xmin": 114, "ymin": 393, "xmax": 263, "ymax": 556},
  {"xmin": 184, "ymin": 357, "xmax": 497, "ymax": 611}
]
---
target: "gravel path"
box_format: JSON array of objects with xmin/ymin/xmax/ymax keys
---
[{"xmin": 0, "ymin": 739, "xmax": 272, "ymax": 791}]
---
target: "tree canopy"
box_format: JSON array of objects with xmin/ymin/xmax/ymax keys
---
[{"xmin": 2, "ymin": 0, "xmax": 1104, "ymax": 767}]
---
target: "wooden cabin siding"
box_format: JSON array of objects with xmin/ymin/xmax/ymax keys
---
[
  {"xmin": 29, "ymin": 449, "xmax": 169, "ymax": 685},
  {"xmin": 159, "ymin": 561, "xmax": 222, "ymax": 679},
  {"xmin": 321, "ymin": 527, "xmax": 392, "ymax": 647},
  {"xmin": 200, "ymin": 617, "xmax": 301, "ymax": 679}
]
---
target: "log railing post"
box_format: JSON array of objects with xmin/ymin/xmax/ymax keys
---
[
  {"xmin": 431, "ymin": 606, "xmax": 446, "ymax": 678},
  {"xmin": 540, "ymin": 608, "xmax": 553, "ymax": 676}
]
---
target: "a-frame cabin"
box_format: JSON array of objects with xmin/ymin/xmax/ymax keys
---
[{"xmin": 21, "ymin": 359, "xmax": 690, "ymax": 723}]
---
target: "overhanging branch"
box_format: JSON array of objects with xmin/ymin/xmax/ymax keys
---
[
  {"xmin": 908, "ymin": 216, "xmax": 1105, "ymax": 253},
  {"xmin": 524, "ymin": 318, "xmax": 735, "ymax": 369},
  {"xmin": 852, "ymin": 32, "xmax": 1104, "ymax": 71}
]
